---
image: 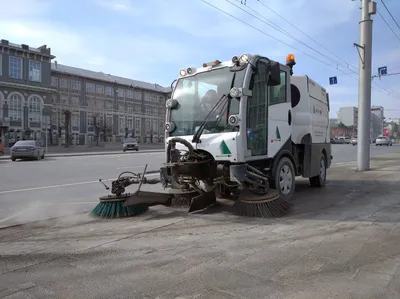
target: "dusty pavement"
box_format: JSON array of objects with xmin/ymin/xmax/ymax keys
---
[{"xmin": 1, "ymin": 154, "xmax": 400, "ymax": 299}]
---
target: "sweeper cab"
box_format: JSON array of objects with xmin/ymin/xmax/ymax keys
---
[{"xmin": 113, "ymin": 53, "xmax": 332, "ymax": 217}]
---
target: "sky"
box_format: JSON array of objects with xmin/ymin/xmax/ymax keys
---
[{"xmin": 1, "ymin": 0, "xmax": 399, "ymax": 118}]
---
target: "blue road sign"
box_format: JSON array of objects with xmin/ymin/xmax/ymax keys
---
[
  {"xmin": 329, "ymin": 76, "xmax": 338, "ymax": 85},
  {"xmin": 378, "ymin": 66, "xmax": 387, "ymax": 76}
]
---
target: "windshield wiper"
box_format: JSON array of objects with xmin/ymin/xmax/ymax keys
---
[
  {"xmin": 192, "ymin": 94, "xmax": 228, "ymax": 144},
  {"xmin": 192, "ymin": 73, "xmax": 237, "ymax": 144}
]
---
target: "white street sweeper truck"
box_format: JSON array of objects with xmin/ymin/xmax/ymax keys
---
[{"xmin": 96, "ymin": 53, "xmax": 332, "ymax": 218}]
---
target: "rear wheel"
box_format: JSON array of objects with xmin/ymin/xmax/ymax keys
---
[
  {"xmin": 273, "ymin": 157, "xmax": 296, "ymax": 201},
  {"xmin": 309, "ymin": 154, "xmax": 326, "ymax": 187}
]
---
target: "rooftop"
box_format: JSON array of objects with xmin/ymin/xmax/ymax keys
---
[
  {"xmin": 0, "ymin": 39, "xmax": 55, "ymax": 58},
  {"xmin": 51, "ymin": 62, "xmax": 172, "ymax": 94}
]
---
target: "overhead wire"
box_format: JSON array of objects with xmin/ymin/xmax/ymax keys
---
[
  {"xmin": 201, "ymin": 0, "xmax": 400, "ymax": 99},
  {"xmin": 380, "ymin": 0, "xmax": 400, "ymax": 31},
  {"xmin": 376, "ymin": 9, "xmax": 400, "ymax": 43},
  {"xmin": 255, "ymin": 0, "xmax": 359, "ymax": 72}
]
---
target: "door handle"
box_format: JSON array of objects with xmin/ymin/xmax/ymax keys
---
[{"xmin": 288, "ymin": 110, "xmax": 292, "ymax": 126}]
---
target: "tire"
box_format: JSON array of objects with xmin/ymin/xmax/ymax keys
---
[
  {"xmin": 376, "ymin": 144, "xmax": 378, "ymax": 146},
  {"xmin": 123, "ymin": 149, "xmax": 126, "ymax": 152},
  {"xmin": 36, "ymin": 152, "xmax": 40, "ymax": 160},
  {"xmin": 11, "ymin": 157, "xmax": 16, "ymax": 161},
  {"xmin": 309, "ymin": 154, "xmax": 327, "ymax": 187},
  {"xmin": 272, "ymin": 157, "xmax": 296, "ymax": 201}
]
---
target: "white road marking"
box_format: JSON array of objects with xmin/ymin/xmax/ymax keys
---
[
  {"xmin": 0, "ymin": 210, "xmax": 29, "ymax": 224},
  {"xmin": 115, "ymin": 165, "xmax": 146, "ymax": 170},
  {"xmin": 0, "ymin": 173, "xmax": 159, "ymax": 195}
]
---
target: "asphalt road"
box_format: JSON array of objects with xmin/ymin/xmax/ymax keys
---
[{"xmin": 0, "ymin": 144, "xmax": 399, "ymax": 228}]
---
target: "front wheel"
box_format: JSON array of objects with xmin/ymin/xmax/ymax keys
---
[
  {"xmin": 309, "ymin": 154, "xmax": 327, "ymax": 187},
  {"xmin": 272, "ymin": 157, "xmax": 296, "ymax": 201}
]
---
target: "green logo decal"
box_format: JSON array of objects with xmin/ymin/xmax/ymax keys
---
[
  {"xmin": 220, "ymin": 140, "xmax": 232, "ymax": 155},
  {"xmin": 275, "ymin": 126, "xmax": 281, "ymax": 140}
]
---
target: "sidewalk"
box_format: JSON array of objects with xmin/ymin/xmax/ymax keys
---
[
  {"xmin": 0, "ymin": 143, "xmax": 164, "ymax": 159},
  {"xmin": 1, "ymin": 153, "xmax": 400, "ymax": 298}
]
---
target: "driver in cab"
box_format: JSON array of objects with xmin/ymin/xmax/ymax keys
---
[{"xmin": 200, "ymin": 89, "xmax": 220, "ymax": 118}]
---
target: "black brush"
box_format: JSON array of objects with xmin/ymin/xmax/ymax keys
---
[
  {"xmin": 232, "ymin": 190, "xmax": 293, "ymax": 218},
  {"xmin": 91, "ymin": 194, "xmax": 148, "ymax": 218}
]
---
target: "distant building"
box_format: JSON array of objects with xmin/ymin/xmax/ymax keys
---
[
  {"xmin": 370, "ymin": 106, "xmax": 384, "ymax": 140},
  {"xmin": 0, "ymin": 39, "xmax": 55, "ymax": 145},
  {"xmin": 0, "ymin": 39, "xmax": 171, "ymax": 147},
  {"xmin": 50, "ymin": 62, "xmax": 170, "ymax": 146},
  {"xmin": 338, "ymin": 107, "xmax": 358, "ymax": 127}
]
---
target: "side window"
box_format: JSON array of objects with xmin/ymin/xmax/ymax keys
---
[
  {"xmin": 269, "ymin": 71, "xmax": 287, "ymax": 106},
  {"xmin": 246, "ymin": 60, "xmax": 268, "ymax": 156}
]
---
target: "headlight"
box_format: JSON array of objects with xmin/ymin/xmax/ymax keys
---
[
  {"xmin": 165, "ymin": 99, "xmax": 178, "ymax": 109},
  {"xmin": 229, "ymin": 87, "xmax": 241, "ymax": 98},
  {"xmin": 240, "ymin": 53, "xmax": 249, "ymax": 62},
  {"xmin": 165, "ymin": 122, "xmax": 176, "ymax": 133}
]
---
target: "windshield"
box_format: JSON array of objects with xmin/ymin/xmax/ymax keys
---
[
  {"xmin": 124, "ymin": 138, "xmax": 137, "ymax": 143},
  {"xmin": 14, "ymin": 140, "xmax": 35, "ymax": 146},
  {"xmin": 169, "ymin": 67, "xmax": 246, "ymax": 137}
]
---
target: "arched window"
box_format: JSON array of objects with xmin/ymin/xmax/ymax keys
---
[
  {"xmin": 29, "ymin": 96, "xmax": 42, "ymax": 122},
  {"xmin": 9, "ymin": 93, "xmax": 23, "ymax": 121}
]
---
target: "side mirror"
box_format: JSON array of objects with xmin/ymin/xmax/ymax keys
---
[{"xmin": 267, "ymin": 61, "xmax": 281, "ymax": 86}]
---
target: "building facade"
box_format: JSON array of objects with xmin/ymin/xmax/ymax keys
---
[
  {"xmin": 0, "ymin": 39, "xmax": 55, "ymax": 146},
  {"xmin": 336, "ymin": 105, "xmax": 385, "ymax": 140},
  {"xmin": 370, "ymin": 106, "xmax": 384, "ymax": 140},
  {"xmin": 338, "ymin": 107, "xmax": 358, "ymax": 127},
  {"xmin": 50, "ymin": 62, "xmax": 170, "ymax": 146},
  {"xmin": 0, "ymin": 39, "xmax": 171, "ymax": 147}
]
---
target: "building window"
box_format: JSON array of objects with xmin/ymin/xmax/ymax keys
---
[
  {"xmin": 28, "ymin": 96, "xmax": 41, "ymax": 122},
  {"xmin": 9, "ymin": 93, "xmax": 23, "ymax": 121},
  {"xmin": 133, "ymin": 90, "xmax": 141, "ymax": 100},
  {"xmin": 126, "ymin": 89, "xmax": 133, "ymax": 98},
  {"xmin": 86, "ymin": 82, "xmax": 95, "ymax": 93},
  {"xmin": 72, "ymin": 113, "xmax": 79, "ymax": 126},
  {"xmin": 71, "ymin": 97, "xmax": 79, "ymax": 107},
  {"xmin": 119, "ymin": 103, "xmax": 124, "ymax": 111},
  {"xmin": 96, "ymin": 85, "xmax": 104, "ymax": 94},
  {"xmin": 119, "ymin": 117, "xmax": 125, "ymax": 130},
  {"xmin": 153, "ymin": 120, "xmax": 158, "ymax": 134},
  {"xmin": 105, "ymin": 101, "xmax": 113, "ymax": 110},
  {"xmin": 9, "ymin": 56, "xmax": 23, "ymax": 79},
  {"xmin": 29, "ymin": 60, "xmax": 41, "ymax": 82},
  {"xmin": 51, "ymin": 76, "xmax": 58, "ymax": 87},
  {"xmin": 105, "ymin": 86, "xmax": 114, "ymax": 96},
  {"xmin": 118, "ymin": 89, "xmax": 125, "ymax": 97},
  {"xmin": 127, "ymin": 118, "xmax": 133, "ymax": 129},
  {"xmin": 106, "ymin": 116, "xmax": 112, "ymax": 127},
  {"xmin": 87, "ymin": 112, "xmax": 94, "ymax": 126},
  {"xmin": 60, "ymin": 78, "xmax": 68, "ymax": 88},
  {"xmin": 0, "ymin": 54, "xmax": 2, "ymax": 76},
  {"xmin": 135, "ymin": 118, "xmax": 140, "ymax": 131},
  {"xmin": 71, "ymin": 79, "xmax": 81, "ymax": 91}
]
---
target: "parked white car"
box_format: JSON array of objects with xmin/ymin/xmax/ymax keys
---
[{"xmin": 375, "ymin": 136, "xmax": 392, "ymax": 146}]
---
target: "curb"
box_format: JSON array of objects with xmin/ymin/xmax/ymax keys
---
[{"xmin": 0, "ymin": 149, "xmax": 164, "ymax": 160}]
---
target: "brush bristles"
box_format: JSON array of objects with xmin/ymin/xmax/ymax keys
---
[
  {"xmin": 232, "ymin": 197, "xmax": 293, "ymax": 218},
  {"xmin": 171, "ymin": 195, "xmax": 193, "ymax": 207},
  {"xmin": 91, "ymin": 201, "xmax": 148, "ymax": 218}
]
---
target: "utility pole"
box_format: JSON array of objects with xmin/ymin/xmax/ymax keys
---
[{"xmin": 354, "ymin": 0, "xmax": 376, "ymax": 171}]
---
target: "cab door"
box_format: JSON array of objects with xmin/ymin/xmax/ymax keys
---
[
  {"xmin": 246, "ymin": 59, "xmax": 269, "ymax": 158},
  {"xmin": 267, "ymin": 68, "xmax": 291, "ymax": 158}
]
